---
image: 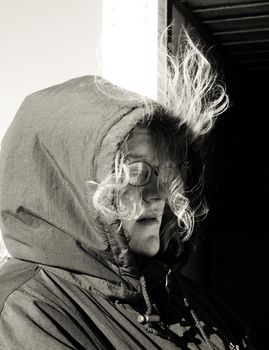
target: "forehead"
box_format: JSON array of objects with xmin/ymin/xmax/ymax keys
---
[{"xmin": 124, "ymin": 127, "xmax": 161, "ymax": 162}]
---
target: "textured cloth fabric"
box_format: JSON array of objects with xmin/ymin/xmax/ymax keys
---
[{"xmin": 0, "ymin": 76, "xmax": 251, "ymax": 349}]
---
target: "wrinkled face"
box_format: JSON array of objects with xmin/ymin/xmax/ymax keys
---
[{"xmin": 120, "ymin": 128, "xmax": 168, "ymax": 257}]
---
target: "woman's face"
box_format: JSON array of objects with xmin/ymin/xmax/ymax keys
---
[{"xmin": 120, "ymin": 128, "xmax": 167, "ymax": 257}]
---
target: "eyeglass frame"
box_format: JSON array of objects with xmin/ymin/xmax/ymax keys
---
[{"xmin": 126, "ymin": 160, "xmax": 176, "ymax": 187}]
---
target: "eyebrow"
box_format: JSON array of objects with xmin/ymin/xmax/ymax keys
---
[
  {"xmin": 125, "ymin": 153, "xmax": 160, "ymax": 165},
  {"xmin": 126, "ymin": 154, "xmax": 151, "ymax": 160}
]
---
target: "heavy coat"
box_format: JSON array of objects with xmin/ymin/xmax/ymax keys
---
[{"xmin": 0, "ymin": 76, "xmax": 250, "ymax": 349}]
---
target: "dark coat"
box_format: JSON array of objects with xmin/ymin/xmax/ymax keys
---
[{"xmin": 0, "ymin": 76, "xmax": 251, "ymax": 349}]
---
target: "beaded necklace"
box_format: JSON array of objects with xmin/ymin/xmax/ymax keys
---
[
  {"xmin": 183, "ymin": 296, "xmax": 221, "ymax": 350},
  {"xmin": 183, "ymin": 296, "xmax": 240, "ymax": 350}
]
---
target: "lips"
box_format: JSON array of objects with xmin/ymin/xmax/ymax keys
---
[{"xmin": 136, "ymin": 216, "xmax": 158, "ymax": 225}]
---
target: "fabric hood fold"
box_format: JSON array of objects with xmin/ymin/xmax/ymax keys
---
[{"xmin": 0, "ymin": 75, "xmax": 177, "ymax": 293}]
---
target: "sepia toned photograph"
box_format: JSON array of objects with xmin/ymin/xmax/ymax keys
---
[{"xmin": 1, "ymin": 1, "xmax": 268, "ymax": 349}]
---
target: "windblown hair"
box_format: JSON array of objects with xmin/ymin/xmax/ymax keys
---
[
  {"xmin": 95, "ymin": 27, "xmax": 229, "ymax": 137},
  {"xmin": 158, "ymin": 26, "xmax": 229, "ymax": 136},
  {"xmin": 92, "ymin": 122, "xmax": 190, "ymax": 216},
  {"xmin": 90, "ymin": 26, "xmax": 229, "ymax": 259},
  {"xmin": 89, "ymin": 119, "xmax": 207, "ymax": 258}
]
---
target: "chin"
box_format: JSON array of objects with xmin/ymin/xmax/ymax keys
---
[
  {"xmin": 141, "ymin": 239, "xmax": 160, "ymax": 257},
  {"xmin": 144, "ymin": 248, "xmax": 159, "ymax": 257}
]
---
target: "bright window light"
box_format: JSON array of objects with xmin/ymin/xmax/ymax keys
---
[{"xmin": 102, "ymin": 0, "xmax": 158, "ymax": 100}]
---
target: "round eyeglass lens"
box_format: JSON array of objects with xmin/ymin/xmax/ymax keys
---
[
  {"xmin": 159, "ymin": 161, "xmax": 176, "ymax": 183},
  {"xmin": 128, "ymin": 162, "xmax": 151, "ymax": 186}
]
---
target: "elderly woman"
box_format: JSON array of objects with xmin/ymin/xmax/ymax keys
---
[{"xmin": 0, "ymin": 34, "xmax": 252, "ymax": 349}]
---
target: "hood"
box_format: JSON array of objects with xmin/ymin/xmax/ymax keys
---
[{"xmin": 0, "ymin": 75, "xmax": 182, "ymax": 291}]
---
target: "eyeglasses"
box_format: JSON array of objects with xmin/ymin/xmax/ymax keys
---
[{"xmin": 127, "ymin": 160, "xmax": 176, "ymax": 186}]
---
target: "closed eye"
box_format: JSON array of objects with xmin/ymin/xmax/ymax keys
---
[{"xmin": 152, "ymin": 167, "xmax": 159, "ymax": 177}]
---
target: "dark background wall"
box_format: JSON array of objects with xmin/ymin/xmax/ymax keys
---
[
  {"xmin": 201, "ymin": 68, "xmax": 269, "ymax": 350},
  {"xmin": 168, "ymin": 2, "xmax": 269, "ymax": 349}
]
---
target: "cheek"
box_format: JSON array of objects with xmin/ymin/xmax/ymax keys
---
[
  {"xmin": 119, "ymin": 186, "xmax": 141, "ymax": 210},
  {"xmin": 122, "ymin": 220, "xmax": 162, "ymax": 257}
]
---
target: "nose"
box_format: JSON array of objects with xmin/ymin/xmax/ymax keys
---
[{"xmin": 141, "ymin": 173, "xmax": 162, "ymax": 203}]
